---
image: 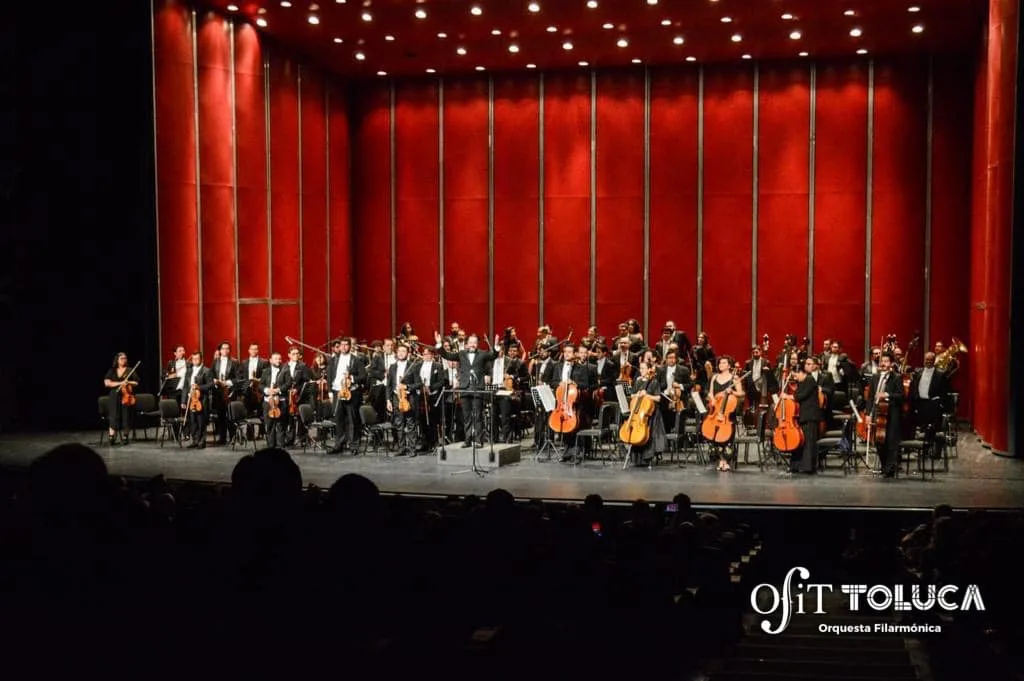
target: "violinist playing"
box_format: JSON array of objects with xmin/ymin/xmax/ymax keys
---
[
  {"xmin": 780, "ymin": 359, "xmax": 821, "ymax": 474},
  {"xmin": 103, "ymin": 352, "xmax": 139, "ymax": 445},
  {"xmin": 707, "ymin": 357, "xmax": 745, "ymax": 471},
  {"xmin": 861, "ymin": 351, "xmax": 904, "ymax": 478},
  {"xmin": 182, "ymin": 351, "xmax": 213, "ymax": 449},
  {"xmin": 627, "ymin": 361, "xmax": 668, "ymax": 468},
  {"xmin": 387, "ymin": 343, "xmax": 422, "ymax": 457}
]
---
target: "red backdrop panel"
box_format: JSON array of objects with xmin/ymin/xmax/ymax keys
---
[
  {"xmin": 239, "ymin": 303, "xmax": 271, "ymax": 357},
  {"xmin": 268, "ymin": 53, "xmax": 301, "ymax": 303},
  {"xmin": 649, "ymin": 67, "xmax": 699, "ymax": 343},
  {"xmin": 395, "ymin": 81, "xmax": 440, "ymax": 337},
  {"xmin": 351, "ymin": 85, "xmax": 392, "ymax": 340},
  {"xmin": 234, "ymin": 23, "xmax": 269, "ymax": 305},
  {"xmin": 929, "ymin": 56, "xmax": 972, "ymax": 355},
  {"xmin": 327, "ymin": 80, "xmax": 353, "ymax": 337},
  {"xmin": 300, "ymin": 68, "xmax": 329, "ymax": 348},
  {"xmin": 154, "ymin": 1, "xmax": 199, "ymax": 357},
  {"xmin": 543, "ymin": 73, "xmax": 592, "ymax": 335},
  {"xmin": 967, "ymin": 42, "xmax": 988, "ymax": 423},
  {"xmin": 493, "ymin": 75, "xmax": 541, "ymax": 339},
  {"xmin": 813, "ymin": 61, "xmax": 868, "ymax": 359},
  {"xmin": 197, "ymin": 14, "xmax": 237, "ymax": 353},
  {"xmin": 871, "ymin": 59, "xmax": 928, "ymax": 352},
  {"xmin": 595, "ymin": 71, "xmax": 644, "ymax": 336},
  {"xmin": 443, "ymin": 78, "xmax": 490, "ymax": 336},
  {"xmin": 702, "ymin": 65, "xmax": 754, "ymax": 360},
  {"xmin": 272, "ymin": 304, "xmax": 301, "ymax": 354},
  {"xmin": 757, "ymin": 63, "xmax": 810, "ymax": 350}
]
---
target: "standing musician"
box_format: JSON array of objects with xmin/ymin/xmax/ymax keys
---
[
  {"xmin": 487, "ymin": 342, "xmax": 528, "ymax": 444},
  {"xmin": 436, "ymin": 332, "xmax": 498, "ymax": 449},
  {"xmin": 103, "ymin": 352, "xmax": 140, "ymax": 445},
  {"xmin": 862, "ymin": 351, "xmax": 904, "ymax": 478},
  {"xmin": 706, "ymin": 356, "xmax": 745, "ymax": 472},
  {"xmin": 592, "ymin": 343, "xmax": 619, "ymax": 402},
  {"xmin": 162, "ymin": 345, "xmax": 187, "ymax": 402},
  {"xmin": 310, "ymin": 352, "xmax": 333, "ymax": 420},
  {"xmin": 328, "ymin": 338, "xmax": 366, "ymax": 454},
  {"xmin": 368, "ymin": 337, "xmax": 397, "ymax": 419},
  {"xmin": 260, "ymin": 352, "xmax": 291, "ymax": 449},
  {"xmin": 626, "ymin": 361, "xmax": 668, "ymax": 468},
  {"xmin": 581, "ymin": 325, "xmax": 602, "ymax": 357},
  {"xmin": 663, "ymin": 320, "xmax": 691, "ymax": 350},
  {"xmin": 212, "ymin": 341, "xmax": 239, "ymax": 445},
  {"xmin": 653, "ymin": 326, "xmax": 677, "ymax": 362},
  {"xmin": 625, "ymin": 319, "xmax": 645, "ymax": 353},
  {"xmin": 693, "ymin": 332, "xmax": 716, "ymax": 379},
  {"xmin": 807, "ymin": 356, "xmax": 836, "ymax": 417},
  {"xmin": 775, "ymin": 335, "xmax": 797, "ymax": 370},
  {"xmin": 910, "ymin": 352, "xmax": 948, "ymax": 434},
  {"xmin": 782, "ymin": 359, "xmax": 822, "ymax": 474},
  {"xmin": 182, "ymin": 351, "xmax": 213, "ymax": 449},
  {"xmin": 535, "ymin": 325, "xmax": 557, "ymax": 351},
  {"xmin": 447, "ymin": 322, "xmax": 462, "ymax": 346},
  {"xmin": 417, "ymin": 345, "xmax": 446, "ymax": 451},
  {"xmin": 552, "ymin": 343, "xmax": 595, "ymax": 462},
  {"xmin": 860, "ymin": 346, "xmax": 882, "ymax": 389},
  {"xmin": 743, "ymin": 345, "xmax": 779, "ymax": 410},
  {"xmin": 443, "ymin": 356, "xmax": 464, "ymax": 443},
  {"xmin": 386, "ymin": 343, "xmax": 422, "ymax": 457},
  {"xmin": 658, "ymin": 349, "xmax": 690, "ymax": 433},
  {"xmin": 398, "ymin": 322, "xmax": 419, "ymax": 345},
  {"xmin": 284, "ymin": 347, "xmax": 311, "ymax": 446},
  {"xmin": 611, "ymin": 337, "xmax": 639, "ymax": 382},
  {"xmin": 242, "ymin": 343, "xmax": 269, "ymax": 406}
]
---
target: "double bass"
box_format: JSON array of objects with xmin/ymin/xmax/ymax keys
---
[
  {"xmin": 701, "ymin": 371, "xmax": 750, "ymax": 444},
  {"xmin": 619, "ymin": 365, "xmax": 658, "ymax": 446},
  {"xmin": 772, "ymin": 369, "xmax": 804, "ymax": 453}
]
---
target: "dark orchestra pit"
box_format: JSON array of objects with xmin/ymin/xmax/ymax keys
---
[{"xmin": 0, "ymin": 428, "xmax": 1021, "ymax": 510}]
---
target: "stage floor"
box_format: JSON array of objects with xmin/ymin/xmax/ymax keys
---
[{"xmin": 0, "ymin": 430, "xmax": 1021, "ymax": 509}]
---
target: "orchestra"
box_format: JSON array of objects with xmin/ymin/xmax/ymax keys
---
[{"xmin": 103, "ymin": 319, "xmax": 966, "ymax": 480}]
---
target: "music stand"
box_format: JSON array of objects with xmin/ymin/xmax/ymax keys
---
[
  {"xmin": 449, "ymin": 389, "xmax": 493, "ymax": 477},
  {"xmin": 435, "ymin": 387, "xmax": 451, "ymax": 461},
  {"xmin": 532, "ymin": 384, "xmax": 563, "ymax": 462}
]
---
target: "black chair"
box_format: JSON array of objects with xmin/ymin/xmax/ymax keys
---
[
  {"xmin": 134, "ymin": 393, "xmax": 160, "ymax": 440},
  {"xmin": 899, "ymin": 425, "xmax": 938, "ymax": 480},
  {"xmin": 157, "ymin": 399, "xmax": 184, "ymax": 448},
  {"xmin": 358, "ymin": 403, "xmax": 393, "ymax": 455},
  {"xmin": 226, "ymin": 400, "xmax": 253, "ymax": 451},
  {"xmin": 97, "ymin": 396, "xmax": 112, "ymax": 446},
  {"xmin": 577, "ymin": 401, "xmax": 618, "ymax": 464}
]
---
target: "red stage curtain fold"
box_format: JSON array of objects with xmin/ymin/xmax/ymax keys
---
[
  {"xmin": 595, "ymin": 71, "xmax": 644, "ymax": 338},
  {"xmin": 493, "ymin": 75, "xmax": 541, "ymax": 341},
  {"xmin": 300, "ymin": 67, "xmax": 329, "ymax": 350},
  {"xmin": 542, "ymin": 73, "xmax": 592, "ymax": 336},
  {"xmin": 702, "ymin": 65, "xmax": 754, "ymax": 360},
  {"xmin": 442, "ymin": 78, "xmax": 490, "ymax": 336},
  {"xmin": 327, "ymin": 80, "xmax": 353, "ymax": 338},
  {"xmin": 813, "ymin": 61, "xmax": 868, "ymax": 360},
  {"xmin": 268, "ymin": 53, "xmax": 301, "ymax": 307},
  {"xmin": 649, "ymin": 67, "xmax": 699, "ymax": 344}
]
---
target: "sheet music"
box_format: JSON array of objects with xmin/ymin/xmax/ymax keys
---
[
  {"xmin": 692, "ymin": 392, "xmax": 707, "ymax": 414},
  {"xmin": 615, "ymin": 385, "xmax": 629, "ymax": 413},
  {"xmin": 535, "ymin": 384, "xmax": 556, "ymax": 411},
  {"xmin": 850, "ymin": 400, "xmax": 863, "ymax": 423}
]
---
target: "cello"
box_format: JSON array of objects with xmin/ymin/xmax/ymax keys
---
[
  {"xmin": 772, "ymin": 369, "xmax": 804, "ymax": 453},
  {"xmin": 548, "ymin": 369, "xmax": 579, "ymax": 435},
  {"xmin": 701, "ymin": 371, "xmax": 750, "ymax": 444},
  {"xmin": 619, "ymin": 364, "xmax": 658, "ymax": 446}
]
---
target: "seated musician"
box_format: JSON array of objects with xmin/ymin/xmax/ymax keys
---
[
  {"xmin": 418, "ymin": 345, "xmax": 446, "ymax": 451},
  {"xmin": 626, "ymin": 361, "xmax": 668, "ymax": 467},
  {"xmin": 552, "ymin": 343, "xmax": 594, "ymax": 463},
  {"xmin": 910, "ymin": 352, "xmax": 948, "ymax": 434},
  {"xmin": 386, "ymin": 343, "xmax": 422, "ymax": 457},
  {"xmin": 103, "ymin": 352, "xmax": 139, "ymax": 445},
  {"xmin": 611, "ymin": 338, "xmax": 639, "ymax": 383},
  {"xmin": 658, "ymin": 349, "xmax": 690, "ymax": 433},
  {"xmin": 706, "ymin": 356, "xmax": 745, "ymax": 472}
]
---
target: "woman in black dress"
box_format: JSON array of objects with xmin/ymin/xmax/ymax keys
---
[
  {"xmin": 705, "ymin": 356, "xmax": 745, "ymax": 471},
  {"xmin": 103, "ymin": 352, "xmax": 139, "ymax": 444},
  {"xmin": 627, "ymin": 362, "xmax": 668, "ymax": 467}
]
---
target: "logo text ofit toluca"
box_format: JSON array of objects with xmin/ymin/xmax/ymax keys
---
[{"xmin": 750, "ymin": 567, "xmax": 985, "ymax": 635}]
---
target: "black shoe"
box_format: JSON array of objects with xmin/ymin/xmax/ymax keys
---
[
  {"xmin": 409, "ymin": 451, "xmax": 418, "ymax": 458},
  {"xmin": 462, "ymin": 441, "xmax": 472, "ymax": 448}
]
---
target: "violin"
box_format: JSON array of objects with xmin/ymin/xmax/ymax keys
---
[
  {"xmin": 288, "ymin": 387, "xmax": 299, "ymax": 416},
  {"xmin": 339, "ymin": 373, "xmax": 353, "ymax": 401},
  {"xmin": 700, "ymin": 371, "xmax": 750, "ymax": 444},
  {"xmin": 548, "ymin": 378, "xmax": 579, "ymax": 434},
  {"xmin": 188, "ymin": 383, "xmax": 203, "ymax": 413},
  {"xmin": 503, "ymin": 374, "xmax": 515, "ymax": 391},
  {"xmin": 267, "ymin": 393, "xmax": 281, "ymax": 419},
  {"xmin": 772, "ymin": 370, "xmax": 803, "ymax": 453},
  {"xmin": 117, "ymin": 361, "xmax": 141, "ymax": 407},
  {"xmin": 398, "ymin": 383, "xmax": 411, "ymax": 413},
  {"xmin": 618, "ymin": 361, "xmax": 634, "ymax": 382},
  {"xmin": 619, "ymin": 367, "xmax": 658, "ymax": 446}
]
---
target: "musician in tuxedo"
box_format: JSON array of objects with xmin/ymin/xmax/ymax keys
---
[
  {"xmin": 182, "ymin": 351, "xmax": 213, "ymax": 449},
  {"xmin": 368, "ymin": 337, "xmax": 397, "ymax": 419},
  {"xmin": 610, "ymin": 338, "xmax": 639, "ymax": 383},
  {"xmin": 806, "ymin": 356, "xmax": 836, "ymax": 417},
  {"xmin": 282, "ymin": 347, "xmax": 312, "ymax": 445},
  {"xmin": 260, "ymin": 352, "xmax": 292, "ymax": 449},
  {"xmin": 692, "ymin": 332, "xmax": 716, "ymax": 377},
  {"xmin": 663, "ymin": 320, "xmax": 690, "ymax": 351},
  {"xmin": 653, "ymin": 327, "xmax": 677, "ymax": 362},
  {"xmin": 591, "ymin": 343, "xmax": 619, "ymax": 400},
  {"xmin": 417, "ymin": 345, "xmax": 447, "ymax": 451},
  {"xmin": 658, "ymin": 350, "xmax": 691, "ymax": 433},
  {"xmin": 863, "ymin": 351, "xmax": 904, "ymax": 478},
  {"xmin": 163, "ymin": 345, "xmax": 188, "ymax": 403},
  {"xmin": 549, "ymin": 343, "xmax": 595, "ymax": 461},
  {"xmin": 210, "ymin": 342, "xmax": 240, "ymax": 445},
  {"xmin": 386, "ymin": 343, "xmax": 422, "ymax": 456},
  {"xmin": 782, "ymin": 359, "xmax": 821, "ymax": 474},
  {"xmin": 910, "ymin": 352, "xmax": 948, "ymax": 433},
  {"xmin": 329, "ymin": 337, "xmax": 367, "ymax": 453},
  {"xmin": 436, "ymin": 331, "xmax": 498, "ymax": 448},
  {"xmin": 487, "ymin": 343, "xmax": 529, "ymax": 443},
  {"xmin": 743, "ymin": 345, "xmax": 779, "ymax": 410},
  {"xmin": 443, "ymin": 358, "xmax": 464, "ymax": 443}
]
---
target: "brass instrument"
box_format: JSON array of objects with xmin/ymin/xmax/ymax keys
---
[
  {"xmin": 935, "ymin": 337, "xmax": 967, "ymax": 372},
  {"xmin": 762, "ymin": 333, "xmax": 770, "ymax": 353}
]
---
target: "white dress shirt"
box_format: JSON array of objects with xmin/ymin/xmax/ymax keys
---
[
  {"xmin": 420, "ymin": 360, "xmax": 433, "ymax": 389},
  {"xmin": 561, "ymin": 362, "xmax": 572, "ymax": 383},
  {"xmin": 918, "ymin": 367, "xmax": 935, "ymax": 399},
  {"xmin": 265, "ymin": 366, "xmax": 280, "ymax": 401},
  {"xmin": 394, "ymin": 360, "xmax": 407, "ymax": 394},
  {"xmin": 247, "ymin": 357, "xmax": 259, "ymax": 379},
  {"xmin": 175, "ymin": 358, "xmax": 187, "ymax": 391},
  {"xmin": 333, "ymin": 353, "xmax": 351, "ymax": 391},
  {"xmin": 665, "ymin": 365, "xmax": 677, "ymax": 389},
  {"xmin": 876, "ymin": 372, "xmax": 889, "ymax": 403},
  {"xmin": 492, "ymin": 357, "xmax": 505, "ymax": 385},
  {"xmin": 827, "ymin": 354, "xmax": 840, "ymax": 382}
]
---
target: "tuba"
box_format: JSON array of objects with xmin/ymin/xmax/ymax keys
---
[{"xmin": 935, "ymin": 337, "xmax": 968, "ymax": 371}]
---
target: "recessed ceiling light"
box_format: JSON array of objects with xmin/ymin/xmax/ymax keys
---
[
  {"xmin": 632, "ymin": 58, "xmax": 642, "ymax": 63},
  {"xmin": 789, "ymin": 31, "xmax": 801, "ymax": 39},
  {"xmin": 355, "ymin": 51, "xmax": 365, "ymax": 60},
  {"xmin": 475, "ymin": 65, "xmax": 486, "ymax": 71},
  {"xmin": 742, "ymin": 54, "xmax": 752, "ymax": 59},
  {"xmin": 856, "ymin": 48, "xmax": 868, "ymax": 54},
  {"xmin": 308, "ymin": 14, "xmax": 319, "ymax": 24},
  {"xmin": 673, "ymin": 35, "xmax": 684, "ymax": 44},
  {"xmin": 256, "ymin": 17, "xmax": 268, "ymax": 26},
  {"xmin": 912, "ymin": 24, "xmax": 924, "ymax": 33},
  {"xmin": 492, "ymin": 29, "xmax": 502, "ymax": 35},
  {"xmin": 721, "ymin": 16, "xmax": 732, "ymax": 23},
  {"xmin": 333, "ymin": 37, "xmax": 343, "ymax": 43},
  {"xmin": 280, "ymin": 0, "xmax": 291, "ymax": 6},
  {"xmin": 385, "ymin": 35, "xmax": 396, "ymax": 42},
  {"xmin": 470, "ymin": 5, "xmax": 482, "ymax": 15},
  {"xmin": 579, "ymin": 61, "xmax": 589, "ymax": 66},
  {"xmin": 547, "ymin": 26, "xmax": 558, "ymax": 32},
  {"xmin": 781, "ymin": 13, "xmax": 793, "ymax": 20},
  {"xmin": 661, "ymin": 19, "xmax": 672, "ymax": 26},
  {"xmin": 844, "ymin": 9, "xmax": 856, "ymax": 16},
  {"xmin": 685, "ymin": 56, "xmax": 696, "ymax": 62},
  {"xmin": 528, "ymin": 2, "xmax": 540, "ymax": 12},
  {"xmin": 509, "ymin": 44, "xmax": 519, "ymax": 52},
  {"xmin": 731, "ymin": 34, "xmax": 742, "ymax": 42},
  {"xmin": 908, "ymin": 6, "xmax": 921, "ymax": 12},
  {"xmin": 799, "ymin": 51, "xmax": 809, "ymax": 56},
  {"xmin": 377, "ymin": 71, "xmax": 387, "ymax": 76},
  {"xmin": 587, "ymin": 0, "xmax": 598, "ymax": 7},
  {"xmin": 647, "ymin": 0, "xmax": 658, "ymax": 4},
  {"xmin": 562, "ymin": 41, "xmax": 573, "ymax": 50},
  {"xmin": 426, "ymin": 68, "xmax": 436, "ymax": 73},
  {"xmin": 617, "ymin": 38, "xmax": 629, "ymax": 47},
  {"xmin": 850, "ymin": 27, "xmax": 862, "ymax": 37},
  {"xmin": 457, "ymin": 47, "xmax": 467, "ymax": 55},
  {"xmin": 361, "ymin": 11, "xmax": 372, "ymax": 21},
  {"xmin": 602, "ymin": 22, "xmax": 614, "ymax": 29},
  {"xmin": 526, "ymin": 63, "xmax": 537, "ymax": 68},
  {"xmin": 227, "ymin": 4, "xmax": 238, "ymax": 10},
  {"xmin": 257, "ymin": 7, "xmax": 267, "ymax": 14},
  {"xmin": 437, "ymin": 32, "xmax": 447, "ymax": 38}
]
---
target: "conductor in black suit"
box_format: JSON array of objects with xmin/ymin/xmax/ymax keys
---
[
  {"xmin": 782, "ymin": 359, "xmax": 821, "ymax": 474},
  {"xmin": 436, "ymin": 331, "xmax": 497, "ymax": 448}
]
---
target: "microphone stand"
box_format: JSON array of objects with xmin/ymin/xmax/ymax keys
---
[{"xmin": 450, "ymin": 388, "xmax": 491, "ymax": 477}]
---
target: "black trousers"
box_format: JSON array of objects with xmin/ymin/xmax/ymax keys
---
[
  {"xmin": 186, "ymin": 408, "xmax": 208, "ymax": 445},
  {"xmin": 107, "ymin": 396, "xmax": 132, "ymax": 433},
  {"xmin": 915, "ymin": 398, "xmax": 941, "ymax": 433},
  {"xmin": 391, "ymin": 396, "xmax": 420, "ymax": 453},
  {"xmin": 334, "ymin": 396, "xmax": 359, "ymax": 447},
  {"xmin": 263, "ymin": 402, "xmax": 286, "ymax": 448},
  {"xmin": 419, "ymin": 395, "xmax": 441, "ymax": 449},
  {"xmin": 492, "ymin": 395, "xmax": 516, "ymax": 443},
  {"xmin": 791, "ymin": 420, "xmax": 819, "ymax": 472},
  {"xmin": 213, "ymin": 391, "xmax": 231, "ymax": 442},
  {"xmin": 461, "ymin": 394, "xmax": 485, "ymax": 445}
]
